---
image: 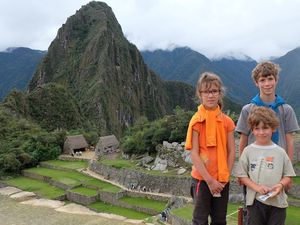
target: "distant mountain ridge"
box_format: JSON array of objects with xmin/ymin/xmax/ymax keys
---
[
  {"xmin": 142, "ymin": 47, "xmax": 213, "ymax": 84},
  {"xmin": 142, "ymin": 47, "xmax": 257, "ymax": 103},
  {"xmin": 0, "ymin": 47, "xmax": 46, "ymax": 100},
  {"xmin": 141, "ymin": 47, "xmax": 300, "ymax": 119},
  {"xmin": 274, "ymin": 47, "xmax": 300, "ymax": 115},
  {"xmin": 2, "ymin": 4, "xmax": 300, "ymax": 121}
]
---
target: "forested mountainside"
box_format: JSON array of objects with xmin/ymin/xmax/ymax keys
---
[
  {"xmin": 8, "ymin": 1, "xmax": 195, "ymax": 137},
  {"xmin": 0, "ymin": 1, "xmax": 198, "ymax": 175}
]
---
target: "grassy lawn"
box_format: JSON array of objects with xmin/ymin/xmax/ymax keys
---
[
  {"xmin": 171, "ymin": 203, "xmax": 300, "ymax": 225},
  {"xmin": 89, "ymin": 201, "xmax": 151, "ymax": 219},
  {"xmin": 3, "ymin": 176, "xmax": 65, "ymax": 199},
  {"xmin": 286, "ymin": 206, "xmax": 300, "ymax": 225},
  {"xmin": 100, "ymin": 158, "xmax": 136, "ymax": 169},
  {"xmin": 24, "ymin": 167, "xmax": 121, "ymax": 192},
  {"xmin": 171, "ymin": 203, "xmax": 193, "ymax": 221},
  {"xmin": 69, "ymin": 187, "xmax": 98, "ymax": 196},
  {"xmin": 84, "ymin": 179, "xmax": 121, "ymax": 193},
  {"xmin": 43, "ymin": 159, "xmax": 88, "ymax": 169},
  {"xmin": 171, "ymin": 203, "xmax": 243, "ymax": 225},
  {"xmin": 292, "ymin": 176, "xmax": 300, "ymax": 185},
  {"xmin": 24, "ymin": 167, "xmax": 87, "ymax": 186},
  {"xmin": 119, "ymin": 196, "xmax": 167, "ymax": 211}
]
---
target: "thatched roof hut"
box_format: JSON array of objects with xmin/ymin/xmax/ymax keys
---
[
  {"xmin": 63, "ymin": 135, "xmax": 89, "ymax": 154},
  {"xmin": 95, "ymin": 135, "xmax": 119, "ymax": 158}
]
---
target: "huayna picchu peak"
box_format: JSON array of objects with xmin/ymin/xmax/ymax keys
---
[{"xmin": 27, "ymin": 1, "xmax": 196, "ymax": 136}]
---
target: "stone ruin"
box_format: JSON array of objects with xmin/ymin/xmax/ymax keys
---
[
  {"xmin": 137, "ymin": 141, "xmax": 192, "ymax": 175},
  {"xmin": 95, "ymin": 135, "xmax": 120, "ymax": 159}
]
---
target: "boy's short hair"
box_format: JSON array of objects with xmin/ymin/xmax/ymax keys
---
[
  {"xmin": 252, "ymin": 61, "xmax": 281, "ymax": 82},
  {"xmin": 248, "ymin": 106, "xmax": 279, "ymax": 130}
]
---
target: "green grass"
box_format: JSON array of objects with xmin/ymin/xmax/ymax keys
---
[
  {"xmin": 43, "ymin": 159, "xmax": 88, "ymax": 169},
  {"xmin": 171, "ymin": 203, "xmax": 241, "ymax": 224},
  {"xmin": 3, "ymin": 176, "xmax": 65, "ymax": 199},
  {"xmin": 89, "ymin": 201, "xmax": 151, "ymax": 219},
  {"xmin": 119, "ymin": 196, "xmax": 167, "ymax": 211},
  {"xmin": 286, "ymin": 206, "xmax": 300, "ymax": 225},
  {"xmin": 69, "ymin": 187, "xmax": 98, "ymax": 196},
  {"xmin": 172, "ymin": 203, "xmax": 300, "ymax": 225},
  {"xmin": 24, "ymin": 167, "xmax": 87, "ymax": 186},
  {"xmin": 100, "ymin": 159, "xmax": 136, "ymax": 169},
  {"xmin": 292, "ymin": 176, "xmax": 300, "ymax": 185},
  {"xmin": 170, "ymin": 203, "xmax": 193, "ymax": 221},
  {"xmin": 84, "ymin": 179, "xmax": 121, "ymax": 193},
  {"xmin": 24, "ymin": 167, "xmax": 121, "ymax": 192}
]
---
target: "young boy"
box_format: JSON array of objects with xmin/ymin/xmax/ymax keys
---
[
  {"xmin": 236, "ymin": 61, "xmax": 299, "ymax": 160},
  {"xmin": 236, "ymin": 106, "xmax": 296, "ymax": 225}
]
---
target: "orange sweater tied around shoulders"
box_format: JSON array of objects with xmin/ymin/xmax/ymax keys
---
[{"xmin": 185, "ymin": 104, "xmax": 229, "ymax": 182}]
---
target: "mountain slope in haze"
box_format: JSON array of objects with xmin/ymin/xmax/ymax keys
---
[
  {"xmin": 142, "ymin": 47, "xmax": 214, "ymax": 84},
  {"xmin": 142, "ymin": 47, "xmax": 256, "ymax": 104},
  {"xmin": 28, "ymin": 1, "xmax": 196, "ymax": 136},
  {"xmin": 212, "ymin": 58, "xmax": 257, "ymax": 101},
  {"xmin": 142, "ymin": 47, "xmax": 300, "ymax": 119},
  {"xmin": 0, "ymin": 47, "xmax": 46, "ymax": 101},
  {"xmin": 274, "ymin": 47, "xmax": 300, "ymax": 114}
]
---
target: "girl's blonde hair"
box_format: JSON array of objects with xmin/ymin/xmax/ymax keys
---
[{"xmin": 196, "ymin": 72, "xmax": 225, "ymax": 108}]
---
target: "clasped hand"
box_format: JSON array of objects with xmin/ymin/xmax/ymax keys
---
[{"xmin": 207, "ymin": 178, "xmax": 225, "ymax": 195}]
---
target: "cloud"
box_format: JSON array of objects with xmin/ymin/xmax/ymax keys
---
[{"xmin": 1, "ymin": 0, "xmax": 300, "ymax": 61}]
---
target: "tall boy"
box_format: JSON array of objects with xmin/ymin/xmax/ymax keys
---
[
  {"xmin": 236, "ymin": 61, "xmax": 299, "ymax": 160},
  {"xmin": 236, "ymin": 106, "xmax": 296, "ymax": 225}
]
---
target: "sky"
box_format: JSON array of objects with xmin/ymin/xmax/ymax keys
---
[{"xmin": 1, "ymin": 0, "xmax": 300, "ymax": 61}]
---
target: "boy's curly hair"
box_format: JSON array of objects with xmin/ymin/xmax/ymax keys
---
[
  {"xmin": 252, "ymin": 61, "xmax": 281, "ymax": 82},
  {"xmin": 248, "ymin": 106, "xmax": 279, "ymax": 130}
]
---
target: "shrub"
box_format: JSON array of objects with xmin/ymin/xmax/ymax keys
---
[{"xmin": 121, "ymin": 107, "xmax": 194, "ymax": 155}]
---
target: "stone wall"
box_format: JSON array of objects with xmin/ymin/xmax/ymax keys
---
[
  {"xmin": 98, "ymin": 190, "xmax": 162, "ymax": 215},
  {"xmin": 89, "ymin": 161, "xmax": 191, "ymax": 196},
  {"xmin": 39, "ymin": 162, "xmax": 75, "ymax": 172},
  {"xmin": 0, "ymin": 182, "xmax": 8, "ymax": 188},
  {"xmin": 66, "ymin": 191, "xmax": 98, "ymax": 205},
  {"xmin": 125, "ymin": 190, "xmax": 170, "ymax": 202},
  {"xmin": 98, "ymin": 190, "xmax": 126, "ymax": 203},
  {"xmin": 22, "ymin": 171, "xmax": 52, "ymax": 183},
  {"xmin": 49, "ymin": 179, "xmax": 78, "ymax": 190},
  {"xmin": 58, "ymin": 155, "xmax": 89, "ymax": 162}
]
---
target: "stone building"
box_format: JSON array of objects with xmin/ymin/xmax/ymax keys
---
[
  {"xmin": 63, "ymin": 135, "xmax": 89, "ymax": 155},
  {"xmin": 95, "ymin": 135, "xmax": 119, "ymax": 158}
]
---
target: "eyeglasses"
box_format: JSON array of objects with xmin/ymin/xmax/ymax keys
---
[{"xmin": 200, "ymin": 89, "xmax": 220, "ymax": 96}]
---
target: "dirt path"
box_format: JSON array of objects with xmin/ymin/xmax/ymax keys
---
[
  {"xmin": 0, "ymin": 194, "xmax": 143, "ymax": 225},
  {"xmin": 0, "ymin": 186, "xmax": 152, "ymax": 225},
  {"xmin": 81, "ymin": 167, "xmax": 192, "ymax": 202}
]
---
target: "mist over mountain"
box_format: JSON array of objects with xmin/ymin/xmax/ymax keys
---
[
  {"xmin": 142, "ymin": 47, "xmax": 300, "ymax": 119},
  {"xmin": 142, "ymin": 47, "xmax": 257, "ymax": 104},
  {"xmin": 2, "ymin": 2, "xmax": 300, "ymax": 122}
]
